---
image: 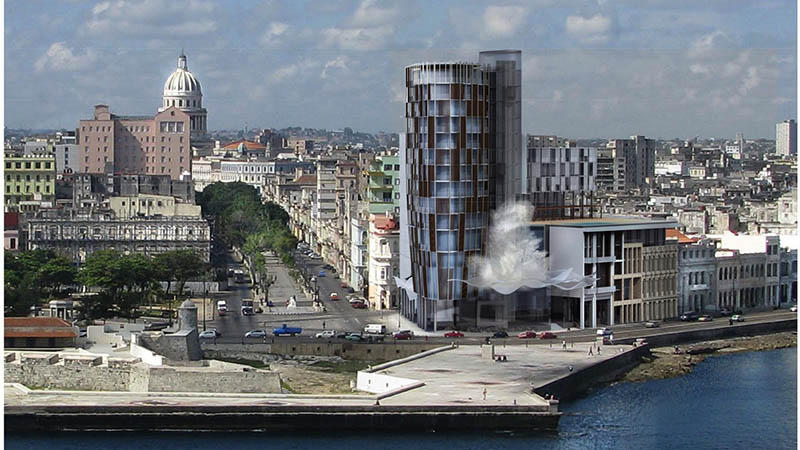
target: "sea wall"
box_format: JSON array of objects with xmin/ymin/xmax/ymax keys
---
[
  {"xmin": 5, "ymin": 404, "xmax": 561, "ymax": 432},
  {"xmin": 4, "ymin": 352, "xmax": 134, "ymax": 391},
  {"xmin": 534, "ymin": 345, "xmax": 651, "ymax": 402}
]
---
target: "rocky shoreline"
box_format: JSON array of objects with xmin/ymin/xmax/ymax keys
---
[{"xmin": 623, "ymin": 331, "xmax": 797, "ymax": 382}]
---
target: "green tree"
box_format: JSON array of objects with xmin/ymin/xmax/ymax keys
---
[{"xmin": 154, "ymin": 249, "xmax": 205, "ymax": 299}]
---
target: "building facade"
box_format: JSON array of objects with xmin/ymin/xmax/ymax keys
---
[
  {"xmin": 78, "ymin": 104, "xmax": 191, "ymax": 179},
  {"xmin": 366, "ymin": 153, "xmax": 401, "ymax": 215},
  {"xmin": 526, "ymin": 144, "xmax": 597, "ymax": 220},
  {"xmin": 368, "ymin": 214, "xmax": 400, "ymax": 310},
  {"xmin": 4, "ymin": 155, "xmax": 57, "ymax": 208},
  {"xmin": 403, "ymin": 59, "xmax": 492, "ymax": 330},
  {"xmin": 26, "ymin": 210, "xmax": 210, "ymax": 263},
  {"xmin": 606, "ymin": 135, "xmax": 655, "ymax": 191}
]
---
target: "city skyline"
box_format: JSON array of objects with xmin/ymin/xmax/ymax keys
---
[{"xmin": 4, "ymin": 0, "xmax": 798, "ymax": 138}]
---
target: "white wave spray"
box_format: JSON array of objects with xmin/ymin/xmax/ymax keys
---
[{"xmin": 463, "ymin": 202, "xmax": 595, "ymax": 294}]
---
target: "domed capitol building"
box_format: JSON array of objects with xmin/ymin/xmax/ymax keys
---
[
  {"xmin": 77, "ymin": 52, "xmax": 210, "ymax": 179},
  {"xmin": 159, "ymin": 52, "xmax": 207, "ymax": 140}
]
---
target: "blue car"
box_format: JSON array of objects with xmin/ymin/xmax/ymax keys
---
[{"xmin": 318, "ymin": 270, "xmax": 326, "ymax": 277}]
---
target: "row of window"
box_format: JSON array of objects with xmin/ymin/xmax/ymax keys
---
[
  {"xmin": 5, "ymin": 184, "xmax": 51, "ymax": 194},
  {"xmin": 159, "ymin": 121, "xmax": 185, "ymax": 133},
  {"xmin": 165, "ymin": 98, "xmax": 200, "ymax": 108},
  {"xmin": 6, "ymin": 174, "xmax": 51, "ymax": 182},
  {"xmin": 5, "ymin": 161, "xmax": 53, "ymax": 170}
]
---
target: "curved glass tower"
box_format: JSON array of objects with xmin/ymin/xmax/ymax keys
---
[{"xmin": 404, "ymin": 62, "xmax": 491, "ymax": 330}]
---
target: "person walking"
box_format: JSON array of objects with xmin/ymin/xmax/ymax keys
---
[
  {"xmin": 482, "ymin": 388, "xmax": 487, "ymax": 400},
  {"xmin": 588, "ymin": 346, "xmax": 593, "ymax": 356},
  {"xmin": 322, "ymin": 321, "xmax": 326, "ymax": 330}
]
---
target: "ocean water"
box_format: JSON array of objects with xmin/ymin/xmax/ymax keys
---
[{"xmin": 6, "ymin": 347, "xmax": 796, "ymax": 450}]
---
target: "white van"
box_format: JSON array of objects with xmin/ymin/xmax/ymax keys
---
[
  {"xmin": 363, "ymin": 324, "xmax": 387, "ymax": 335},
  {"xmin": 217, "ymin": 300, "xmax": 228, "ymax": 316}
]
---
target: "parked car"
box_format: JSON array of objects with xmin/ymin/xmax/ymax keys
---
[
  {"xmin": 272, "ymin": 324, "xmax": 302, "ymax": 336},
  {"xmin": 517, "ymin": 330, "xmax": 537, "ymax": 339},
  {"xmin": 393, "ymin": 330, "xmax": 414, "ymax": 340},
  {"xmin": 719, "ymin": 308, "xmax": 733, "ymax": 316},
  {"xmin": 315, "ymin": 330, "xmax": 336, "ymax": 339},
  {"xmin": 345, "ymin": 332, "xmax": 363, "ymax": 342},
  {"xmin": 790, "ymin": 305, "xmax": 797, "ymax": 312},
  {"xmin": 340, "ymin": 282, "xmax": 349, "ymax": 288},
  {"xmin": 310, "ymin": 276, "xmax": 317, "ymax": 283},
  {"xmin": 731, "ymin": 314, "xmax": 744, "ymax": 322},
  {"xmin": 254, "ymin": 306, "xmax": 263, "ymax": 314},
  {"xmin": 596, "ymin": 327, "xmax": 613, "ymax": 336},
  {"xmin": 491, "ymin": 331, "xmax": 509, "ymax": 338},
  {"xmin": 698, "ymin": 315, "xmax": 713, "ymax": 322},
  {"xmin": 199, "ymin": 329, "xmax": 221, "ymax": 339},
  {"xmin": 444, "ymin": 331, "xmax": 464, "ymax": 338},
  {"xmin": 350, "ymin": 301, "xmax": 368, "ymax": 309},
  {"xmin": 538, "ymin": 331, "xmax": 557, "ymax": 339},
  {"xmin": 334, "ymin": 332, "xmax": 349, "ymax": 339},
  {"xmin": 323, "ymin": 264, "xmax": 334, "ymax": 270},
  {"xmin": 680, "ymin": 312, "xmax": 699, "ymax": 321},
  {"xmin": 645, "ymin": 321, "xmax": 660, "ymax": 328},
  {"xmin": 329, "ymin": 292, "xmax": 340, "ymax": 300},
  {"xmin": 244, "ymin": 329, "xmax": 267, "ymax": 338},
  {"xmin": 318, "ymin": 270, "xmax": 326, "ymax": 277},
  {"xmin": 602, "ymin": 335, "xmax": 615, "ymax": 345}
]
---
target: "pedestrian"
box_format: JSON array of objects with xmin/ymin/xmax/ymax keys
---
[
  {"xmin": 562, "ymin": 340, "xmax": 567, "ymax": 350},
  {"xmin": 729, "ymin": 318, "xmax": 733, "ymax": 326},
  {"xmin": 322, "ymin": 321, "xmax": 326, "ymax": 330},
  {"xmin": 482, "ymin": 388, "xmax": 487, "ymax": 400},
  {"xmin": 597, "ymin": 346, "xmax": 601, "ymax": 355},
  {"xmin": 588, "ymin": 346, "xmax": 593, "ymax": 356},
  {"xmin": 568, "ymin": 365, "xmax": 573, "ymax": 372},
  {"xmin": 513, "ymin": 399, "xmax": 517, "ymax": 406}
]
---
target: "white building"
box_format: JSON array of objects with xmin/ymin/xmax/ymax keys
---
[
  {"xmin": 776, "ymin": 119, "xmax": 796, "ymax": 156},
  {"xmin": 368, "ymin": 214, "xmax": 400, "ymax": 310}
]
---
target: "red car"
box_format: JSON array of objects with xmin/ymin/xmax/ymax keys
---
[
  {"xmin": 329, "ymin": 293, "xmax": 340, "ymax": 301},
  {"xmin": 538, "ymin": 331, "xmax": 557, "ymax": 339},
  {"xmin": 393, "ymin": 330, "xmax": 414, "ymax": 340},
  {"xmin": 444, "ymin": 331, "xmax": 464, "ymax": 338},
  {"xmin": 517, "ymin": 330, "xmax": 537, "ymax": 339},
  {"xmin": 350, "ymin": 301, "xmax": 368, "ymax": 309}
]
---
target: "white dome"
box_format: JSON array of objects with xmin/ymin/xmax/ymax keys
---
[{"xmin": 163, "ymin": 53, "xmax": 201, "ymax": 95}]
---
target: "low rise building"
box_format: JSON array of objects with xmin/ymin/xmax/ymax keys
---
[{"xmin": 4, "ymin": 154, "xmax": 57, "ymax": 209}]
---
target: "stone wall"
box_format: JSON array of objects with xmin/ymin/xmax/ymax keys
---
[
  {"xmin": 4, "ymin": 353, "xmax": 133, "ymax": 391},
  {"xmin": 136, "ymin": 330, "xmax": 201, "ymax": 362},
  {"xmin": 146, "ymin": 365, "xmax": 281, "ymax": 393},
  {"xmin": 4, "ymin": 351, "xmax": 280, "ymax": 394},
  {"xmin": 202, "ymin": 342, "xmax": 442, "ymax": 362},
  {"xmin": 613, "ymin": 319, "xmax": 797, "ymax": 347}
]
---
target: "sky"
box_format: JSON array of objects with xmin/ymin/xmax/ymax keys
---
[{"xmin": 4, "ymin": 0, "xmax": 797, "ymax": 139}]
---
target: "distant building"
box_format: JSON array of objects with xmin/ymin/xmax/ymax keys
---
[
  {"xmin": 606, "ymin": 135, "xmax": 655, "ymax": 190},
  {"xmin": 26, "ymin": 209, "xmax": 210, "ymax": 263},
  {"xmin": 776, "ymin": 119, "xmax": 796, "ymax": 156},
  {"xmin": 526, "ymin": 143, "xmax": 597, "ymax": 220},
  {"xmin": 365, "ymin": 153, "xmax": 401, "ymax": 215},
  {"xmin": 5, "ymin": 212, "xmax": 20, "ymax": 252},
  {"xmin": 4, "ymin": 317, "xmax": 78, "ymax": 349},
  {"xmin": 4, "ymin": 154, "xmax": 56, "ymax": 208}
]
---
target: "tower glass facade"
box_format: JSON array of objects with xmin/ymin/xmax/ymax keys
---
[{"xmin": 404, "ymin": 62, "xmax": 490, "ymax": 329}]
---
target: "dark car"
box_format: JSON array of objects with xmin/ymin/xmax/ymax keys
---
[
  {"xmin": 719, "ymin": 308, "xmax": 733, "ymax": 316},
  {"xmin": 680, "ymin": 312, "xmax": 699, "ymax": 321},
  {"xmin": 323, "ymin": 264, "xmax": 334, "ymax": 271},
  {"xmin": 318, "ymin": 270, "xmax": 326, "ymax": 277},
  {"xmin": 345, "ymin": 332, "xmax": 363, "ymax": 342},
  {"xmin": 393, "ymin": 330, "xmax": 414, "ymax": 340},
  {"xmin": 538, "ymin": 331, "xmax": 557, "ymax": 339},
  {"xmin": 491, "ymin": 331, "xmax": 509, "ymax": 338},
  {"xmin": 350, "ymin": 301, "xmax": 368, "ymax": 309},
  {"xmin": 334, "ymin": 332, "xmax": 349, "ymax": 339}
]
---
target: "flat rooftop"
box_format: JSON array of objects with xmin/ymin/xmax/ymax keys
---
[{"xmin": 530, "ymin": 216, "xmax": 679, "ymax": 230}]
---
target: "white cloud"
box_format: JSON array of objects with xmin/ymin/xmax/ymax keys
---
[
  {"xmin": 565, "ymin": 14, "xmax": 613, "ymax": 45},
  {"xmin": 34, "ymin": 42, "xmax": 97, "ymax": 73},
  {"xmin": 689, "ymin": 64, "xmax": 710, "ymax": 75},
  {"xmin": 322, "ymin": 26, "xmax": 395, "ymax": 51},
  {"xmin": 321, "ymin": 56, "xmax": 348, "ymax": 79},
  {"xmin": 688, "ymin": 30, "xmax": 731, "ymax": 58},
  {"xmin": 85, "ymin": 0, "xmax": 217, "ymax": 36},
  {"xmin": 483, "ymin": 6, "xmax": 529, "ymax": 38},
  {"xmin": 350, "ymin": 0, "xmax": 408, "ymax": 26},
  {"xmin": 261, "ymin": 22, "xmax": 289, "ymax": 46}
]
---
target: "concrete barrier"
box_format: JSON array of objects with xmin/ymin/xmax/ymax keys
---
[{"xmin": 356, "ymin": 371, "xmax": 419, "ymax": 394}]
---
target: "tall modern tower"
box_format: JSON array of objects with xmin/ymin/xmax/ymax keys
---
[
  {"xmin": 400, "ymin": 51, "xmax": 522, "ymax": 331},
  {"xmin": 776, "ymin": 119, "xmax": 796, "ymax": 156}
]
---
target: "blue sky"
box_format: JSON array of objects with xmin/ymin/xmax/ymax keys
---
[{"xmin": 4, "ymin": 0, "xmax": 797, "ymax": 139}]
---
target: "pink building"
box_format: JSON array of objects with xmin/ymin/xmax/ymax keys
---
[{"xmin": 78, "ymin": 104, "xmax": 191, "ymax": 179}]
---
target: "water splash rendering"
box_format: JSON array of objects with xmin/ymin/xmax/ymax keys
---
[{"xmin": 461, "ymin": 202, "xmax": 595, "ymax": 294}]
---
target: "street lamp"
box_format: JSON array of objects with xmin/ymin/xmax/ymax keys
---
[{"xmin": 203, "ymin": 289, "xmax": 208, "ymax": 331}]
